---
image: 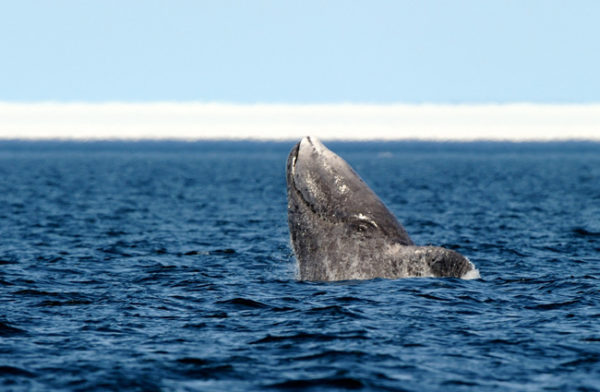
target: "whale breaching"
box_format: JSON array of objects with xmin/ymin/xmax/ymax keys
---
[{"xmin": 286, "ymin": 136, "xmax": 478, "ymax": 281}]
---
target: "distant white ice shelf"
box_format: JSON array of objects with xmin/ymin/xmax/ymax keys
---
[{"xmin": 1, "ymin": 102, "xmax": 599, "ymax": 141}]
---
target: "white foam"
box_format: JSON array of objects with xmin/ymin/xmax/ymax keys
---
[
  {"xmin": 462, "ymin": 265, "xmax": 481, "ymax": 280},
  {"xmin": 1, "ymin": 102, "xmax": 599, "ymax": 141}
]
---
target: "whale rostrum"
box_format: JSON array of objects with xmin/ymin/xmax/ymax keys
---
[{"xmin": 286, "ymin": 136, "xmax": 478, "ymax": 281}]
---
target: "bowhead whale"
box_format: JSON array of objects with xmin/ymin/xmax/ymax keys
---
[{"xmin": 286, "ymin": 136, "xmax": 478, "ymax": 281}]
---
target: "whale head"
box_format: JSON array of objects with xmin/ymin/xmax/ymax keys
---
[
  {"xmin": 287, "ymin": 136, "xmax": 413, "ymax": 245},
  {"xmin": 286, "ymin": 136, "xmax": 477, "ymax": 281}
]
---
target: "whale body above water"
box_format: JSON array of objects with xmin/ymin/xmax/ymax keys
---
[{"xmin": 286, "ymin": 136, "xmax": 479, "ymax": 281}]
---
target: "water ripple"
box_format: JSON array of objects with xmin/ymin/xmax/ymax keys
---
[{"xmin": 0, "ymin": 141, "xmax": 599, "ymax": 391}]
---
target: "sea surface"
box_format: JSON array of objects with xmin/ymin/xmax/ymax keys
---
[{"xmin": 0, "ymin": 140, "xmax": 599, "ymax": 391}]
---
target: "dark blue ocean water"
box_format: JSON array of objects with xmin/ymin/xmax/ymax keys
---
[{"xmin": 1, "ymin": 140, "xmax": 599, "ymax": 391}]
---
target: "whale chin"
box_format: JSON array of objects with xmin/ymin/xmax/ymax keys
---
[{"xmin": 286, "ymin": 136, "xmax": 477, "ymax": 281}]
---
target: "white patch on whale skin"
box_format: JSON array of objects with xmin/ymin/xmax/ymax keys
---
[
  {"xmin": 290, "ymin": 155, "xmax": 297, "ymax": 176},
  {"xmin": 302, "ymin": 174, "xmax": 319, "ymax": 199},
  {"xmin": 335, "ymin": 175, "xmax": 349, "ymax": 194},
  {"xmin": 354, "ymin": 213, "xmax": 378, "ymax": 228}
]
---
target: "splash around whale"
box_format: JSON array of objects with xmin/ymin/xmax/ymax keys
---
[{"xmin": 286, "ymin": 136, "xmax": 479, "ymax": 281}]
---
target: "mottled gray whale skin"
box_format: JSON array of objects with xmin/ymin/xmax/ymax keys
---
[{"xmin": 286, "ymin": 136, "xmax": 477, "ymax": 281}]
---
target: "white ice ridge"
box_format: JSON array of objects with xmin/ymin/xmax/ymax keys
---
[{"xmin": 1, "ymin": 102, "xmax": 600, "ymax": 141}]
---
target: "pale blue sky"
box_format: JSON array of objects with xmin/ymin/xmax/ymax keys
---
[{"xmin": 1, "ymin": 0, "xmax": 599, "ymax": 103}]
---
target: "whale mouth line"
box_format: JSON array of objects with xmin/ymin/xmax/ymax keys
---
[
  {"xmin": 288, "ymin": 142, "xmax": 300, "ymax": 194},
  {"xmin": 288, "ymin": 141, "xmax": 315, "ymax": 214}
]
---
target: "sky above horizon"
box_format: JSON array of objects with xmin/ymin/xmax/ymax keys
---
[{"xmin": 1, "ymin": 1, "xmax": 599, "ymax": 103}]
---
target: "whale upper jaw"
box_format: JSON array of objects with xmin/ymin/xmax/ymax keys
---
[{"xmin": 286, "ymin": 136, "xmax": 477, "ymax": 281}]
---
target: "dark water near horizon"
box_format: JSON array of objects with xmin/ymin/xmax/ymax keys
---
[{"xmin": 1, "ymin": 140, "xmax": 599, "ymax": 391}]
